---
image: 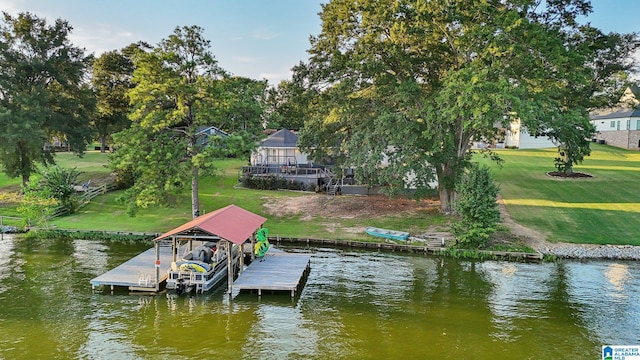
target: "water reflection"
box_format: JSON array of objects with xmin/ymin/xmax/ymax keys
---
[
  {"xmin": 565, "ymin": 261, "xmax": 640, "ymax": 345},
  {"xmin": 605, "ymin": 263, "xmax": 631, "ymax": 297},
  {"xmin": 1, "ymin": 239, "xmax": 639, "ymax": 359}
]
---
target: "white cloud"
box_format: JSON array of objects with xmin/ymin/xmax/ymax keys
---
[
  {"xmin": 0, "ymin": 3, "xmax": 136, "ymax": 55},
  {"xmin": 252, "ymin": 28, "xmax": 280, "ymax": 40},
  {"xmin": 69, "ymin": 24, "xmax": 138, "ymax": 55},
  {"xmin": 259, "ymin": 70, "xmax": 292, "ymax": 84},
  {"xmin": 0, "ymin": 0, "xmax": 20, "ymax": 13},
  {"xmin": 232, "ymin": 56, "xmax": 258, "ymax": 64}
]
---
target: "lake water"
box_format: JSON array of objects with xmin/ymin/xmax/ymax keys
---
[{"xmin": 0, "ymin": 235, "xmax": 638, "ymax": 359}]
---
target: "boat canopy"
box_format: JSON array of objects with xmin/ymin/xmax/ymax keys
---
[{"xmin": 153, "ymin": 204, "xmax": 267, "ymax": 245}]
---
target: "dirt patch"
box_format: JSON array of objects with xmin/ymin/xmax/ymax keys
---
[
  {"xmin": 262, "ymin": 193, "xmax": 550, "ymax": 246},
  {"xmin": 546, "ymin": 171, "xmax": 593, "ymax": 179},
  {"xmin": 262, "ymin": 194, "xmax": 439, "ymax": 220},
  {"xmin": 262, "ymin": 193, "xmax": 443, "ymax": 239},
  {"xmin": 496, "ymin": 195, "xmax": 549, "ymax": 249}
]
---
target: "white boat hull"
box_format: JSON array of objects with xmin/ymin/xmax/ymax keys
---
[{"xmin": 166, "ymin": 243, "xmax": 239, "ymax": 294}]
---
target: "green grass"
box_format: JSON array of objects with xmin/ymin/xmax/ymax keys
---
[
  {"xmin": 2, "ymin": 144, "xmax": 639, "ymax": 246},
  {"xmin": 51, "ymin": 172, "xmax": 447, "ymax": 239},
  {"xmin": 476, "ymin": 144, "xmax": 640, "ymax": 245},
  {"xmin": 54, "ymin": 151, "xmax": 113, "ymax": 183},
  {"xmin": 45, "ymin": 156, "xmax": 447, "ymax": 239},
  {"xmin": 0, "ymin": 150, "xmax": 114, "ymax": 217}
]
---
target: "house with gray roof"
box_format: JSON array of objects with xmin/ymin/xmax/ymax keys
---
[
  {"xmin": 195, "ymin": 125, "xmax": 228, "ymax": 148},
  {"xmin": 590, "ymin": 86, "xmax": 640, "ymax": 150},
  {"xmin": 250, "ymin": 128, "xmax": 310, "ymax": 166}
]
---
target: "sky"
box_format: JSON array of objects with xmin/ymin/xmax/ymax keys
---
[{"xmin": 0, "ymin": 0, "xmax": 638, "ymax": 85}]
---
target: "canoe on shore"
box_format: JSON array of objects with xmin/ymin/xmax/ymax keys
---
[{"xmin": 365, "ymin": 227, "xmax": 410, "ymax": 241}]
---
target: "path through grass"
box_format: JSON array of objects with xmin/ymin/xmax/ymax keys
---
[{"xmin": 477, "ymin": 144, "xmax": 640, "ymax": 245}]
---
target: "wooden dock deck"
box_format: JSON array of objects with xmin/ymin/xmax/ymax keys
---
[
  {"xmin": 234, "ymin": 248, "xmax": 311, "ymax": 297},
  {"xmin": 90, "ymin": 246, "xmax": 173, "ymax": 292}
]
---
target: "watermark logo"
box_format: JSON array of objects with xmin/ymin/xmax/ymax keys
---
[{"xmin": 603, "ymin": 346, "xmax": 640, "ymax": 360}]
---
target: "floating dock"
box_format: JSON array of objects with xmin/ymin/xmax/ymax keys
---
[
  {"xmin": 234, "ymin": 248, "xmax": 311, "ymax": 297},
  {"xmin": 90, "ymin": 246, "xmax": 173, "ymax": 292}
]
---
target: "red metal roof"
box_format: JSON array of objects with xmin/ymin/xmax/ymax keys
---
[{"xmin": 153, "ymin": 204, "xmax": 267, "ymax": 245}]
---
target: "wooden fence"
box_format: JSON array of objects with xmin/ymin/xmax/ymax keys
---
[{"xmin": 50, "ymin": 182, "xmax": 117, "ymax": 219}]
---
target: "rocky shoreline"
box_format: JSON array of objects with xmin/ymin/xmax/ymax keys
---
[{"xmin": 536, "ymin": 243, "xmax": 640, "ymax": 260}]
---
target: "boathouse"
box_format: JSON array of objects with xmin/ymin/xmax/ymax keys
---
[{"xmin": 152, "ymin": 204, "xmax": 267, "ymax": 293}]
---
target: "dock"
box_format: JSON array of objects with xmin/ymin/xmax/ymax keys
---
[
  {"xmin": 90, "ymin": 245, "xmax": 173, "ymax": 292},
  {"xmin": 234, "ymin": 248, "xmax": 311, "ymax": 297}
]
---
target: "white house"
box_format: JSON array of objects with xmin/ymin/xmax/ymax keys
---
[
  {"xmin": 250, "ymin": 128, "xmax": 310, "ymax": 166},
  {"xmin": 504, "ymin": 119, "xmax": 556, "ymax": 149},
  {"xmin": 589, "ymin": 86, "xmax": 640, "ymax": 151}
]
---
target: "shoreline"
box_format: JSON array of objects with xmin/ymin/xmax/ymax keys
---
[
  {"xmin": 499, "ymin": 196, "xmax": 640, "ymax": 260},
  {"xmin": 535, "ymin": 243, "xmax": 640, "ymax": 260}
]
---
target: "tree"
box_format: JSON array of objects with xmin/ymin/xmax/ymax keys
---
[
  {"xmin": 0, "ymin": 12, "xmax": 93, "ymax": 187},
  {"xmin": 18, "ymin": 175, "xmax": 57, "ymax": 230},
  {"xmin": 265, "ymin": 77, "xmax": 313, "ymax": 131},
  {"xmin": 18, "ymin": 166, "xmax": 83, "ymax": 227},
  {"xmin": 297, "ymin": 0, "xmax": 637, "ymax": 212},
  {"xmin": 91, "ymin": 43, "xmax": 148, "ymax": 153},
  {"xmin": 110, "ymin": 25, "xmax": 230, "ymax": 217},
  {"xmin": 452, "ymin": 164, "xmax": 500, "ymax": 248},
  {"xmin": 218, "ymin": 76, "xmax": 267, "ymax": 134}
]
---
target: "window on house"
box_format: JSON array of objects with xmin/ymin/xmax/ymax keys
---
[
  {"xmin": 611, "ymin": 121, "xmax": 616, "ymax": 128},
  {"xmin": 637, "ymin": 119, "xmax": 640, "ymax": 130},
  {"xmin": 627, "ymin": 120, "xmax": 631, "ymax": 130}
]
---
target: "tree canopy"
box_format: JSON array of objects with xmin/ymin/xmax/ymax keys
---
[
  {"xmin": 265, "ymin": 77, "xmax": 313, "ymax": 131},
  {"xmin": 0, "ymin": 12, "xmax": 93, "ymax": 187},
  {"xmin": 110, "ymin": 25, "xmax": 259, "ymax": 217},
  {"xmin": 91, "ymin": 43, "xmax": 149, "ymax": 153},
  {"xmin": 296, "ymin": 0, "xmax": 638, "ymax": 212}
]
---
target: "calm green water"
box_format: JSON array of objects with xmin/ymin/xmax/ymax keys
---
[{"xmin": 0, "ymin": 236, "xmax": 638, "ymax": 359}]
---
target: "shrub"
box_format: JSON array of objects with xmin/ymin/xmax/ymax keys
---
[
  {"xmin": 452, "ymin": 164, "xmax": 500, "ymax": 248},
  {"xmin": 113, "ymin": 165, "xmax": 136, "ymax": 190},
  {"xmin": 40, "ymin": 166, "xmax": 83, "ymax": 214},
  {"xmin": 242, "ymin": 175, "xmax": 285, "ymax": 190}
]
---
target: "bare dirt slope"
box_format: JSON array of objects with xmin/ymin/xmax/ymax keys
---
[
  {"xmin": 262, "ymin": 194, "xmax": 440, "ymax": 220},
  {"xmin": 263, "ymin": 193, "xmax": 551, "ymax": 248}
]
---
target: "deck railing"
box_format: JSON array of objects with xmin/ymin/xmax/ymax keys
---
[{"xmin": 241, "ymin": 165, "xmax": 328, "ymax": 177}]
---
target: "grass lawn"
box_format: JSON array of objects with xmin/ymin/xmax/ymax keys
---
[
  {"xmin": 47, "ymin": 155, "xmax": 447, "ymax": 240},
  {"xmin": 0, "ymin": 150, "xmax": 113, "ymax": 217},
  {"xmin": 476, "ymin": 144, "xmax": 640, "ymax": 245},
  {"xmin": 2, "ymin": 145, "xmax": 638, "ymax": 245}
]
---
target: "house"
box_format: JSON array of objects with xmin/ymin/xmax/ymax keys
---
[
  {"xmin": 504, "ymin": 119, "xmax": 556, "ymax": 149},
  {"xmin": 245, "ymin": 129, "xmax": 329, "ymax": 190},
  {"xmin": 195, "ymin": 125, "xmax": 228, "ymax": 148},
  {"xmin": 250, "ymin": 128, "xmax": 309, "ymax": 166},
  {"xmin": 589, "ymin": 86, "xmax": 640, "ymax": 151},
  {"xmin": 244, "ymin": 129, "xmax": 436, "ymax": 194}
]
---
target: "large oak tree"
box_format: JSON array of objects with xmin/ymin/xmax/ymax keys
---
[
  {"xmin": 0, "ymin": 12, "xmax": 93, "ymax": 187},
  {"xmin": 297, "ymin": 0, "xmax": 637, "ymax": 212}
]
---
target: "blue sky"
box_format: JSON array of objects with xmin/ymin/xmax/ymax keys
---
[{"xmin": 1, "ymin": 0, "xmax": 637, "ymax": 85}]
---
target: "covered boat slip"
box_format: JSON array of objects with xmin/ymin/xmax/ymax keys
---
[
  {"xmin": 90, "ymin": 204, "xmax": 268, "ymax": 293},
  {"xmin": 90, "ymin": 204, "xmax": 313, "ymax": 297},
  {"xmin": 234, "ymin": 247, "xmax": 311, "ymax": 297},
  {"xmin": 153, "ymin": 204, "xmax": 268, "ymax": 294},
  {"xmin": 90, "ymin": 245, "xmax": 173, "ymax": 292}
]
